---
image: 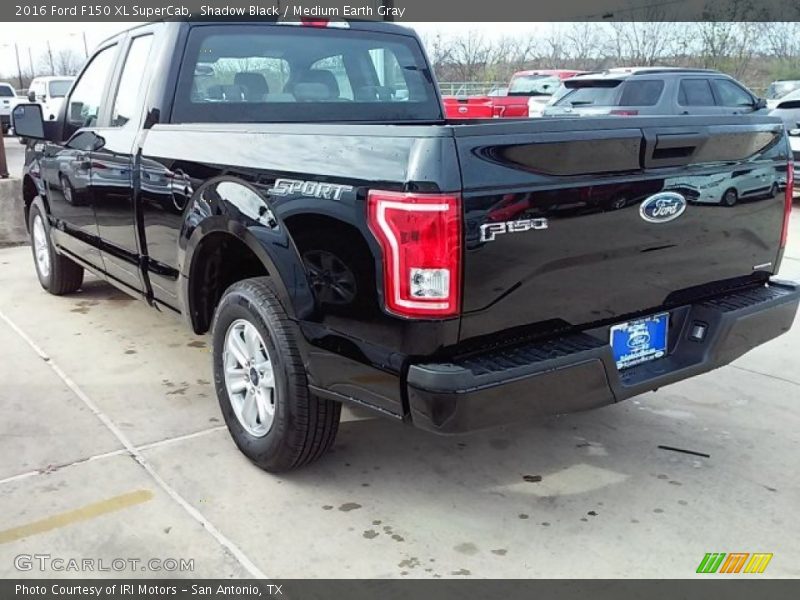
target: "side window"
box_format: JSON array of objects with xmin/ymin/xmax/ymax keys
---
[
  {"xmin": 67, "ymin": 45, "xmax": 116, "ymax": 130},
  {"xmin": 111, "ymin": 35, "xmax": 153, "ymax": 127},
  {"xmin": 712, "ymin": 79, "xmax": 754, "ymax": 107},
  {"xmin": 367, "ymin": 48, "xmax": 409, "ymax": 101},
  {"xmin": 678, "ymin": 79, "xmax": 715, "ymax": 106},
  {"xmin": 619, "ymin": 80, "xmax": 664, "ymax": 106},
  {"xmin": 310, "ymin": 55, "xmax": 353, "ymax": 101}
]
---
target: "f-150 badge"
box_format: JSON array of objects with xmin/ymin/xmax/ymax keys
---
[
  {"xmin": 271, "ymin": 178, "xmax": 353, "ymax": 201},
  {"xmin": 480, "ymin": 218, "xmax": 549, "ymax": 242}
]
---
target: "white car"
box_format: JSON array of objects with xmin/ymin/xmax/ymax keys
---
[
  {"xmin": 27, "ymin": 76, "xmax": 76, "ymax": 122},
  {"xmin": 770, "ymin": 88, "xmax": 800, "ymax": 131},
  {"xmin": 790, "ymin": 130, "xmax": 800, "ymax": 192},
  {"xmin": 0, "ymin": 82, "xmax": 21, "ymax": 134},
  {"xmin": 765, "ymin": 80, "xmax": 800, "ymax": 109}
]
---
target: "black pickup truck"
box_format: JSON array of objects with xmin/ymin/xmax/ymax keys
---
[{"xmin": 13, "ymin": 20, "xmax": 800, "ymax": 472}]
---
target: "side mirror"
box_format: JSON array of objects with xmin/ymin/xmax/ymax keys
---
[
  {"xmin": 27, "ymin": 90, "xmax": 35, "ymax": 102},
  {"xmin": 12, "ymin": 103, "xmax": 45, "ymax": 140},
  {"xmin": 754, "ymin": 97, "xmax": 767, "ymax": 110}
]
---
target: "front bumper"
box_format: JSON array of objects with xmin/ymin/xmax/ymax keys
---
[{"xmin": 407, "ymin": 280, "xmax": 800, "ymax": 433}]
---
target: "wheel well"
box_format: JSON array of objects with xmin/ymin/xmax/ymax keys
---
[
  {"xmin": 22, "ymin": 175, "xmax": 38, "ymax": 231},
  {"xmin": 188, "ymin": 233, "xmax": 268, "ymax": 334}
]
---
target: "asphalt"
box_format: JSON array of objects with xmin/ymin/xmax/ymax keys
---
[{"xmin": 0, "ymin": 173, "xmax": 799, "ymax": 578}]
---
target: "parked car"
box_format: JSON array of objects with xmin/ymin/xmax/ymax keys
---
[
  {"xmin": 0, "ymin": 82, "xmax": 21, "ymax": 134},
  {"xmin": 512, "ymin": 70, "xmax": 585, "ymax": 117},
  {"xmin": 13, "ymin": 20, "xmax": 798, "ymax": 473},
  {"xmin": 766, "ymin": 79, "xmax": 800, "ymax": 109},
  {"xmin": 27, "ymin": 76, "xmax": 76, "ymax": 121},
  {"xmin": 770, "ymin": 88, "xmax": 800, "ymax": 131},
  {"xmin": 543, "ymin": 67, "xmax": 767, "ymax": 118},
  {"xmin": 443, "ymin": 69, "xmax": 583, "ymax": 119}
]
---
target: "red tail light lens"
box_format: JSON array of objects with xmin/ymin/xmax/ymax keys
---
[
  {"xmin": 367, "ymin": 190, "xmax": 461, "ymax": 318},
  {"xmin": 782, "ymin": 160, "xmax": 794, "ymax": 249},
  {"xmin": 610, "ymin": 109, "xmax": 639, "ymax": 116}
]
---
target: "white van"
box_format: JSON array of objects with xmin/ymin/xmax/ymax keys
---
[{"xmin": 27, "ymin": 76, "xmax": 76, "ymax": 121}]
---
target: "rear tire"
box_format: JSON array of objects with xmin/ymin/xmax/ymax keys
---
[
  {"xmin": 29, "ymin": 202, "xmax": 84, "ymax": 295},
  {"xmin": 212, "ymin": 277, "xmax": 340, "ymax": 472}
]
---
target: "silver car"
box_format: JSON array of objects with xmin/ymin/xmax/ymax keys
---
[{"xmin": 543, "ymin": 67, "xmax": 767, "ymax": 118}]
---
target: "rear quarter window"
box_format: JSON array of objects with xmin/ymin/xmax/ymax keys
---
[
  {"xmin": 554, "ymin": 80, "xmax": 621, "ymax": 106},
  {"xmin": 618, "ymin": 79, "xmax": 664, "ymax": 106},
  {"xmin": 171, "ymin": 25, "xmax": 441, "ymax": 123}
]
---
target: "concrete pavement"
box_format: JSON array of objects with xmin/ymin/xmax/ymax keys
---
[{"xmin": 0, "ymin": 212, "xmax": 798, "ymax": 579}]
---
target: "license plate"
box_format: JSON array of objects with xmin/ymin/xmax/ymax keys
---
[{"xmin": 610, "ymin": 313, "xmax": 668, "ymax": 370}]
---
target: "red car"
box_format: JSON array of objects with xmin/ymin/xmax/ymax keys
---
[{"xmin": 443, "ymin": 69, "xmax": 585, "ymax": 119}]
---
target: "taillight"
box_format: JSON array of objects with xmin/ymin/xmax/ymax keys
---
[
  {"xmin": 782, "ymin": 160, "xmax": 794, "ymax": 249},
  {"xmin": 367, "ymin": 190, "xmax": 461, "ymax": 318},
  {"xmin": 609, "ymin": 109, "xmax": 639, "ymax": 116}
]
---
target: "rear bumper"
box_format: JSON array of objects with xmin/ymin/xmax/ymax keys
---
[{"xmin": 406, "ymin": 280, "xmax": 800, "ymax": 433}]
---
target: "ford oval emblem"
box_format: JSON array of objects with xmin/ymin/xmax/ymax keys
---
[{"xmin": 639, "ymin": 192, "xmax": 687, "ymax": 223}]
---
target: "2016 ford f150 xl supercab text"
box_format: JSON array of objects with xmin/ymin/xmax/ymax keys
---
[{"xmin": 12, "ymin": 20, "xmax": 799, "ymax": 472}]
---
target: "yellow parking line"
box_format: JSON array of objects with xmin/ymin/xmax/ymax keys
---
[{"xmin": 0, "ymin": 489, "xmax": 153, "ymax": 544}]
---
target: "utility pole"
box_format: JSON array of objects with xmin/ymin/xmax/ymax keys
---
[
  {"xmin": 46, "ymin": 41, "xmax": 54, "ymax": 75},
  {"xmin": 14, "ymin": 43, "xmax": 23, "ymax": 89},
  {"xmin": 28, "ymin": 47, "xmax": 34, "ymax": 78}
]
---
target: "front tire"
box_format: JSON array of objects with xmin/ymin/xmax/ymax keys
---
[
  {"xmin": 212, "ymin": 277, "xmax": 340, "ymax": 472},
  {"xmin": 722, "ymin": 188, "xmax": 738, "ymax": 207},
  {"xmin": 29, "ymin": 202, "xmax": 84, "ymax": 295}
]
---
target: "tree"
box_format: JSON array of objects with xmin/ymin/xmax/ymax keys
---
[{"xmin": 53, "ymin": 48, "xmax": 83, "ymax": 76}]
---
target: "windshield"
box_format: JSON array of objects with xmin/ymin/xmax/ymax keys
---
[
  {"xmin": 173, "ymin": 25, "xmax": 441, "ymax": 124},
  {"xmin": 554, "ymin": 80, "xmax": 622, "ymax": 106},
  {"xmin": 508, "ymin": 75, "xmax": 561, "ymax": 96},
  {"xmin": 48, "ymin": 80, "xmax": 73, "ymax": 98},
  {"xmin": 0, "ymin": 86, "xmax": 14, "ymax": 97},
  {"xmin": 766, "ymin": 81, "xmax": 800, "ymax": 100}
]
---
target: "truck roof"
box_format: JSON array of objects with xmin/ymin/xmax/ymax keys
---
[{"xmin": 97, "ymin": 19, "xmax": 418, "ymax": 46}]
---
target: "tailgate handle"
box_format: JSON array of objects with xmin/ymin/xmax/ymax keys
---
[{"xmin": 643, "ymin": 130, "xmax": 709, "ymax": 168}]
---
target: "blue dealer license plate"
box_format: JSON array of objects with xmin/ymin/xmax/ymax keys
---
[{"xmin": 610, "ymin": 313, "xmax": 668, "ymax": 370}]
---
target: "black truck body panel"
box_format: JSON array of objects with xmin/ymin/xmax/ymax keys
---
[{"xmin": 20, "ymin": 20, "xmax": 799, "ymax": 432}]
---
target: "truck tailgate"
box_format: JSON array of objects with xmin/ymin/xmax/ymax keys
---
[{"xmin": 454, "ymin": 116, "xmax": 789, "ymax": 340}]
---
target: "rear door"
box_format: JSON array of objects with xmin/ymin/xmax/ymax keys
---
[
  {"xmin": 677, "ymin": 78, "xmax": 719, "ymax": 116},
  {"xmin": 91, "ymin": 31, "xmax": 156, "ymax": 294},
  {"xmin": 453, "ymin": 117, "xmax": 788, "ymax": 340}
]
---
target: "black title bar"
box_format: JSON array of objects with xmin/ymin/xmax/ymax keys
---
[{"xmin": 4, "ymin": 0, "xmax": 798, "ymax": 21}]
